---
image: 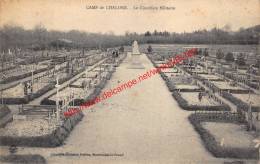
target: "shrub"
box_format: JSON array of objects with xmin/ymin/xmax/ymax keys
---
[{"xmin": 225, "ymin": 52, "xmax": 235, "ymax": 63}]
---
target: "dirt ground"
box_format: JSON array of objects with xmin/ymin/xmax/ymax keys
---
[{"xmin": 202, "ymin": 122, "xmax": 257, "ymax": 148}]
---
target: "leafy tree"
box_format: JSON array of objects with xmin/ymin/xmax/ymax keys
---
[
  {"xmin": 225, "ymin": 52, "xmax": 235, "ymax": 62},
  {"xmin": 147, "ymin": 45, "xmax": 153, "ymax": 53},
  {"xmin": 255, "ymin": 58, "xmax": 260, "ymax": 68},
  {"xmin": 144, "ymin": 31, "xmax": 151, "ymax": 36},
  {"xmin": 203, "ymin": 49, "xmax": 209, "ymax": 57},
  {"xmin": 235, "ymin": 53, "xmax": 246, "ymax": 65},
  {"xmin": 119, "ymin": 45, "xmax": 124, "ymax": 52},
  {"xmin": 216, "ymin": 49, "xmax": 224, "ymax": 59}
]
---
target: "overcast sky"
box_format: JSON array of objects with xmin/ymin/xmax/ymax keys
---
[{"xmin": 0, "ymin": 0, "xmax": 259, "ymax": 35}]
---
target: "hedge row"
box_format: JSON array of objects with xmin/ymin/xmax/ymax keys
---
[
  {"xmin": 0, "ymin": 66, "xmax": 53, "ymax": 84},
  {"xmin": 0, "ymin": 111, "xmax": 84, "ymax": 147},
  {"xmin": 193, "ymin": 74, "xmax": 225, "ymax": 82},
  {"xmin": 0, "ymin": 154, "xmax": 46, "ymax": 164},
  {"xmin": 172, "ymin": 91, "xmax": 230, "ymax": 111},
  {"xmin": 0, "ymin": 105, "xmax": 11, "ymax": 119},
  {"xmin": 188, "ymin": 114, "xmax": 258, "ymax": 159},
  {"xmin": 159, "ymin": 71, "xmax": 205, "ymax": 93},
  {"xmin": 220, "ymin": 71, "xmax": 259, "ymax": 90},
  {"xmin": 3, "ymin": 67, "xmax": 87, "ymax": 105},
  {"xmin": 222, "ymin": 91, "xmax": 260, "ymax": 112},
  {"xmin": 202, "ymin": 79, "xmax": 252, "ymax": 94}
]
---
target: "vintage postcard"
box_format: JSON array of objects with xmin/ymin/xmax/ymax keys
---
[{"xmin": 0, "ymin": 0, "xmax": 259, "ymax": 163}]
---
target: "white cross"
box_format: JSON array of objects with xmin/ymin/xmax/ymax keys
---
[{"xmin": 253, "ymin": 139, "xmax": 260, "ymax": 148}]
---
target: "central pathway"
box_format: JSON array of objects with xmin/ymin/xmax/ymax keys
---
[{"xmin": 6, "ymin": 53, "xmax": 225, "ymax": 163}]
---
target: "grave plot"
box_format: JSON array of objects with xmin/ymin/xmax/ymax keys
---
[
  {"xmin": 159, "ymin": 69, "xmax": 230, "ymax": 111},
  {"xmin": 174, "ymin": 84, "xmax": 202, "ymax": 91},
  {"xmin": 180, "ymin": 92, "xmax": 221, "ymax": 106},
  {"xmin": 0, "ymin": 64, "xmax": 49, "ymax": 83},
  {"xmin": 232, "ymin": 94, "xmax": 260, "ymax": 107},
  {"xmin": 0, "ymin": 119, "xmax": 54, "ymax": 137},
  {"xmin": 172, "ymin": 90, "xmax": 230, "ymax": 111},
  {"xmin": 188, "ymin": 113, "xmax": 258, "ymax": 159},
  {"xmin": 161, "ymin": 67, "xmax": 180, "ymax": 73},
  {"xmin": 154, "ymin": 61, "xmax": 167, "ymax": 67},
  {"xmin": 49, "ymin": 87, "xmax": 86, "ymax": 102},
  {"xmin": 198, "ymin": 74, "xmax": 224, "ymax": 81},
  {"xmin": 85, "ymin": 54, "xmax": 104, "ymax": 66},
  {"xmin": 224, "ymin": 71, "xmax": 260, "ymax": 89},
  {"xmin": 1, "ymin": 69, "xmax": 73, "ymax": 104},
  {"xmin": 42, "ymin": 72, "xmax": 101, "ymax": 106},
  {"xmin": 202, "ymin": 122, "xmax": 256, "ymax": 148},
  {"xmin": 211, "ymin": 81, "xmax": 250, "ymax": 93},
  {"xmin": 185, "ymin": 65, "xmax": 206, "ymax": 74},
  {"xmin": 161, "ymin": 71, "xmax": 203, "ymax": 92},
  {"xmin": 166, "ymin": 75, "xmax": 201, "ymax": 92},
  {"xmin": 0, "ymin": 104, "xmax": 84, "ymax": 147},
  {"xmin": 2, "ymin": 83, "xmax": 25, "ymax": 98},
  {"xmin": 1, "ymin": 81, "xmax": 52, "ymax": 104}
]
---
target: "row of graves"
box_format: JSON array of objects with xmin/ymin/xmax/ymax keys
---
[
  {"xmin": 0, "ymin": 49, "xmax": 75, "ymax": 84},
  {"xmin": 0, "ymin": 49, "xmax": 97, "ymax": 84},
  {"xmin": 185, "ymin": 48, "xmax": 260, "ymax": 159},
  {"xmin": 0, "ymin": 63, "xmax": 49, "ymax": 84},
  {"xmin": 146, "ymin": 46, "xmax": 260, "ymax": 160},
  {"xmin": 0, "ymin": 50, "xmax": 126, "ymax": 147},
  {"xmin": 193, "ymin": 52, "xmax": 260, "ymax": 131},
  {"xmin": 1, "ymin": 52, "xmax": 106, "ymax": 104}
]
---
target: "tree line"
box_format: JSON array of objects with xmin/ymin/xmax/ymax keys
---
[{"xmin": 0, "ymin": 24, "xmax": 259, "ymax": 52}]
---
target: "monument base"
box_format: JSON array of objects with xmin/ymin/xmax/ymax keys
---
[{"xmin": 127, "ymin": 54, "xmax": 145, "ymax": 69}]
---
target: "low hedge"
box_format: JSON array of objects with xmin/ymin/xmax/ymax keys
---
[
  {"xmin": 2, "ymin": 96, "xmax": 30, "ymax": 105},
  {"xmin": 221, "ymin": 72, "xmax": 259, "ymax": 90},
  {"xmin": 188, "ymin": 114, "xmax": 258, "ymax": 159},
  {"xmin": 172, "ymin": 91, "xmax": 230, "ymax": 111},
  {"xmin": 0, "ymin": 67, "xmax": 51, "ymax": 84},
  {"xmin": 222, "ymin": 91, "xmax": 260, "ymax": 112},
  {"xmin": 0, "ymin": 154, "xmax": 46, "ymax": 164},
  {"xmin": 0, "ymin": 105, "xmax": 11, "ymax": 119}
]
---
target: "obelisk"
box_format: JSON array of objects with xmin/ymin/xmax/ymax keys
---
[{"xmin": 128, "ymin": 40, "xmax": 144, "ymax": 69}]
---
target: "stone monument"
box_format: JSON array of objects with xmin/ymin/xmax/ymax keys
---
[
  {"xmin": 132, "ymin": 40, "xmax": 140, "ymax": 55},
  {"xmin": 128, "ymin": 40, "xmax": 145, "ymax": 69}
]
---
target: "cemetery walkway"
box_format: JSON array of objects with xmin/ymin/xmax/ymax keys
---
[{"xmin": 7, "ymin": 53, "xmax": 227, "ymax": 163}]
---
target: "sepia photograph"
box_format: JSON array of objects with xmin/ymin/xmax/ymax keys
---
[{"xmin": 0, "ymin": 0, "xmax": 259, "ymax": 163}]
